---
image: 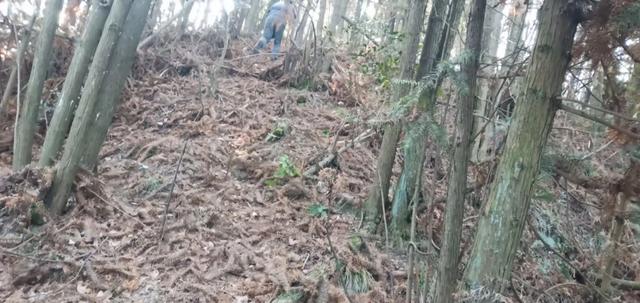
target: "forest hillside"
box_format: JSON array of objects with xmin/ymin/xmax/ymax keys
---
[{"xmin": 0, "ymin": 0, "xmax": 639, "ymax": 302}]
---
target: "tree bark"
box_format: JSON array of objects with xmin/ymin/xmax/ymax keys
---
[
  {"xmin": 39, "ymin": 0, "xmax": 112, "ymax": 167},
  {"xmin": 46, "ymin": 0, "xmax": 135, "ymax": 215},
  {"xmin": 390, "ymin": 0, "xmax": 453, "ymax": 239},
  {"xmin": 362, "ymin": 0, "xmax": 427, "ymax": 234},
  {"xmin": 80, "ymin": 0, "xmax": 154, "ymax": 170},
  {"xmin": 179, "ymin": 0, "xmax": 195, "ymax": 35},
  {"xmin": 348, "ymin": 0, "xmax": 365, "ymax": 49},
  {"xmin": 463, "ymin": 0, "xmax": 581, "ymax": 293},
  {"xmin": 471, "ymin": 0, "xmax": 504, "ymax": 164},
  {"xmin": 243, "ymin": 0, "xmax": 261, "ymax": 33},
  {"xmin": 433, "ymin": 0, "xmax": 486, "ymax": 302},
  {"xmin": 294, "ymin": 0, "xmax": 312, "ymax": 46},
  {"xmin": 320, "ymin": 0, "xmax": 350, "ymax": 73},
  {"xmin": 316, "ymin": 0, "xmax": 327, "ymax": 41},
  {"xmin": 13, "ymin": 0, "xmax": 64, "ymax": 170},
  {"xmin": 0, "ymin": 11, "xmax": 38, "ymax": 120}
]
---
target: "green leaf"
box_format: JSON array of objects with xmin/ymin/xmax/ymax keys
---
[{"xmin": 307, "ymin": 203, "xmax": 328, "ymax": 218}]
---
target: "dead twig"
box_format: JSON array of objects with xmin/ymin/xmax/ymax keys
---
[
  {"xmin": 158, "ymin": 140, "xmax": 188, "ymax": 242},
  {"xmin": 323, "ymin": 223, "xmax": 355, "ymax": 303}
]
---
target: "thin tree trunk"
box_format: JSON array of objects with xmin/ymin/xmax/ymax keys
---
[
  {"xmin": 39, "ymin": 0, "xmax": 112, "ymax": 167},
  {"xmin": 179, "ymin": 0, "xmax": 195, "ymax": 35},
  {"xmin": 234, "ymin": 0, "xmax": 250, "ymax": 37},
  {"xmin": 80, "ymin": 0, "xmax": 154, "ymax": 170},
  {"xmin": 463, "ymin": 0, "xmax": 581, "ymax": 293},
  {"xmin": 363, "ymin": 0, "xmax": 427, "ymax": 234},
  {"xmin": 598, "ymin": 159, "xmax": 639, "ymax": 300},
  {"xmin": 294, "ymin": 0, "xmax": 312, "ymax": 46},
  {"xmin": 0, "ymin": 11, "xmax": 38, "ymax": 120},
  {"xmin": 243, "ymin": 0, "xmax": 261, "ymax": 33},
  {"xmin": 474, "ymin": 1, "xmax": 527, "ymax": 164},
  {"xmin": 390, "ymin": 0, "xmax": 453, "ymax": 239},
  {"xmin": 433, "ymin": 0, "xmax": 486, "ymax": 302},
  {"xmin": 320, "ymin": 0, "xmax": 350, "ymax": 73},
  {"xmin": 46, "ymin": 0, "xmax": 135, "ymax": 215},
  {"xmin": 471, "ymin": 0, "xmax": 504, "ymax": 164},
  {"xmin": 316, "ymin": 0, "xmax": 327, "ymax": 41},
  {"xmin": 13, "ymin": 0, "xmax": 64, "ymax": 170},
  {"xmin": 349, "ymin": 0, "xmax": 364, "ymax": 50},
  {"xmin": 146, "ymin": 0, "xmax": 162, "ymax": 34}
]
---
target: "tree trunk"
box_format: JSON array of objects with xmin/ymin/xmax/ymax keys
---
[
  {"xmin": 463, "ymin": 0, "xmax": 581, "ymax": 293},
  {"xmin": 13, "ymin": 0, "xmax": 64, "ymax": 170},
  {"xmin": 328, "ymin": 0, "xmax": 349, "ymax": 35},
  {"xmin": 473, "ymin": 1, "xmax": 527, "ymax": 164},
  {"xmin": 39, "ymin": 0, "xmax": 112, "ymax": 167},
  {"xmin": 316, "ymin": 0, "xmax": 327, "ymax": 41},
  {"xmin": 243, "ymin": 0, "xmax": 261, "ymax": 33},
  {"xmin": 320, "ymin": 0, "xmax": 350, "ymax": 73},
  {"xmin": 294, "ymin": 0, "xmax": 312, "ymax": 46},
  {"xmin": 146, "ymin": 0, "xmax": 162, "ymax": 34},
  {"xmin": 390, "ymin": 0, "xmax": 453, "ymax": 239},
  {"xmin": 179, "ymin": 0, "xmax": 195, "ymax": 35},
  {"xmin": 433, "ymin": 0, "xmax": 485, "ymax": 302},
  {"xmin": 348, "ymin": 0, "xmax": 364, "ymax": 49},
  {"xmin": 46, "ymin": 0, "xmax": 135, "ymax": 215},
  {"xmin": 234, "ymin": 0, "xmax": 250, "ymax": 37},
  {"xmin": 0, "ymin": 11, "xmax": 38, "ymax": 120},
  {"xmin": 362, "ymin": 0, "xmax": 427, "ymax": 234},
  {"xmin": 470, "ymin": 0, "xmax": 504, "ymax": 164},
  {"xmin": 80, "ymin": 0, "xmax": 154, "ymax": 170}
]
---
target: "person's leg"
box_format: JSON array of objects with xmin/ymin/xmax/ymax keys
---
[
  {"xmin": 253, "ymin": 16, "xmax": 275, "ymax": 53},
  {"xmin": 272, "ymin": 24, "xmax": 285, "ymax": 60}
]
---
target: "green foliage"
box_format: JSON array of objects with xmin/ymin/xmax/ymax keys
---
[
  {"xmin": 401, "ymin": 114, "xmax": 447, "ymax": 151},
  {"xmin": 532, "ymin": 183, "xmax": 556, "ymax": 203},
  {"xmin": 29, "ymin": 204, "xmax": 46, "ymax": 226},
  {"xmin": 266, "ymin": 121, "xmax": 289, "ymax": 142},
  {"xmin": 321, "ymin": 128, "xmax": 331, "ymax": 137},
  {"xmin": 340, "ymin": 268, "xmax": 373, "ymax": 294},
  {"xmin": 142, "ymin": 177, "xmax": 163, "ymax": 194},
  {"xmin": 614, "ymin": 2, "xmax": 640, "ymax": 31},
  {"xmin": 273, "ymin": 289, "xmax": 306, "ymax": 303},
  {"xmin": 264, "ymin": 155, "xmax": 300, "ymax": 187},
  {"xmin": 348, "ymin": 234, "xmax": 365, "ymax": 252},
  {"xmin": 352, "ymin": 32, "xmax": 403, "ymax": 89},
  {"xmin": 307, "ymin": 203, "xmax": 329, "ymax": 218},
  {"xmin": 275, "ymin": 155, "xmax": 299, "ymax": 178}
]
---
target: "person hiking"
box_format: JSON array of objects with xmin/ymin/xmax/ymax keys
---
[{"xmin": 252, "ymin": 0, "xmax": 297, "ymax": 60}]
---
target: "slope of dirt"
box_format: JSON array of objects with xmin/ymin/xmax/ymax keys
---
[
  {"xmin": 2, "ymin": 31, "xmax": 639, "ymax": 303},
  {"xmin": 0, "ymin": 33, "xmax": 407, "ymax": 302}
]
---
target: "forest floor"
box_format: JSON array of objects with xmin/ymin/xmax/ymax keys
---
[{"xmin": 1, "ymin": 32, "xmax": 639, "ymax": 303}]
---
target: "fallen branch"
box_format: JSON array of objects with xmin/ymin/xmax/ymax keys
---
[{"xmin": 303, "ymin": 129, "xmax": 375, "ymax": 177}]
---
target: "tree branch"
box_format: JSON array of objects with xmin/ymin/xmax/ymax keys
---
[
  {"xmin": 559, "ymin": 104, "xmax": 640, "ymax": 140},
  {"xmin": 340, "ymin": 16, "xmax": 380, "ymax": 47},
  {"xmin": 561, "ymin": 98, "xmax": 640, "ymax": 123}
]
